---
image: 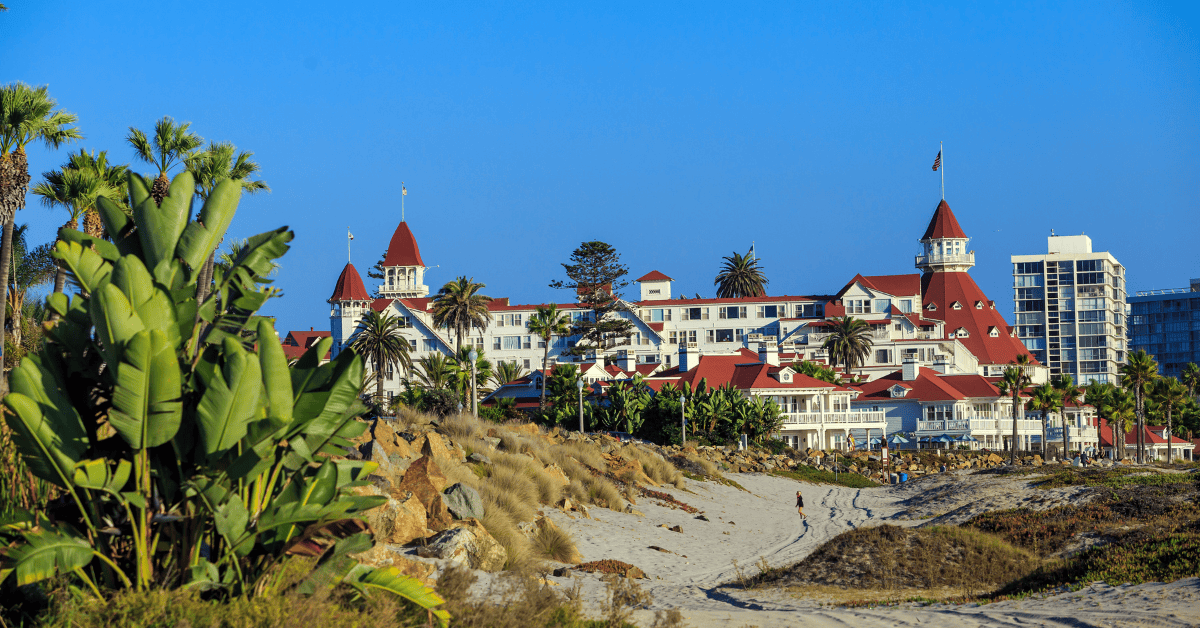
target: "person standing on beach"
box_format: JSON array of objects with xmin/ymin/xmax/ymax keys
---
[{"xmin": 796, "ymin": 490, "xmax": 806, "ymax": 519}]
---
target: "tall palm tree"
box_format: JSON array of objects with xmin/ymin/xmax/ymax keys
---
[
  {"xmin": 1053, "ymin": 375, "xmax": 1081, "ymax": 458},
  {"xmin": 5, "ymin": 224, "xmax": 54, "ymax": 351},
  {"xmin": 32, "ymin": 150, "xmax": 128, "ymax": 299},
  {"xmin": 185, "ymin": 141, "xmax": 270, "ymax": 303},
  {"xmin": 822, "ymin": 316, "xmax": 873, "ymax": 374},
  {"xmin": 527, "ymin": 303, "xmax": 572, "ymax": 408},
  {"xmin": 1120, "ymin": 349, "xmax": 1158, "ymax": 464},
  {"xmin": 1182, "ymin": 363, "xmax": 1200, "ymax": 399},
  {"xmin": 714, "ymin": 249, "xmax": 767, "ymax": 298},
  {"xmin": 431, "ymin": 276, "xmax": 493, "ymax": 351},
  {"xmin": 0, "ymin": 82, "xmax": 81, "ymax": 391},
  {"xmin": 997, "ymin": 356, "xmax": 1032, "ymax": 464},
  {"xmin": 1029, "ymin": 383, "xmax": 1058, "ymax": 457},
  {"xmin": 492, "ymin": 360, "xmax": 527, "ymax": 389},
  {"xmin": 1111, "ymin": 387, "xmax": 1136, "ymax": 460},
  {"xmin": 126, "ymin": 116, "xmax": 203, "ymax": 206},
  {"xmin": 1151, "ymin": 377, "xmax": 1188, "ymax": 464},
  {"xmin": 349, "ymin": 310, "xmax": 412, "ymax": 404},
  {"xmin": 452, "ymin": 345, "xmax": 493, "ymax": 410}
]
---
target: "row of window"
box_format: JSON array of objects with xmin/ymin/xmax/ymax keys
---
[{"xmin": 675, "ymin": 304, "xmax": 828, "ymax": 321}]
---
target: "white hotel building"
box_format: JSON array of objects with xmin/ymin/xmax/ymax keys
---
[{"xmin": 323, "ymin": 199, "xmax": 1097, "ymax": 451}]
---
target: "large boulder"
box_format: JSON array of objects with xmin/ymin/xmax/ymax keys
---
[
  {"xmin": 394, "ymin": 456, "xmax": 453, "ymax": 530},
  {"xmin": 543, "ymin": 463, "xmax": 570, "ymax": 487},
  {"xmin": 417, "ymin": 518, "xmax": 507, "ymax": 571},
  {"xmin": 443, "ymin": 483, "xmax": 484, "ymax": 520},
  {"xmin": 359, "ymin": 441, "xmax": 393, "ymax": 475},
  {"xmin": 351, "ymin": 487, "xmax": 429, "ymax": 546},
  {"xmin": 422, "ymin": 432, "xmax": 456, "ymax": 461},
  {"xmin": 351, "ymin": 545, "xmax": 438, "ymax": 586},
  {"xmin": 372, "ymin": 420, "xmax": 414, "ymax": 459}
]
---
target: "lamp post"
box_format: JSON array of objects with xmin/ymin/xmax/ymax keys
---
[
  {"xmin": 680, "ymin": 393, "xmax": 687, "ymax": 447},
  {"xmin": 576, "ymin": 377, "xmax": 585, "ymax": 434},
  {"xmin": 468, "ymin": 349, "xmax": 478, "ymax": 417}
]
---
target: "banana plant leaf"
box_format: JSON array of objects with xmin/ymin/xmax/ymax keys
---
[
  {"xmin": 109, "ymin": 329, "xmax": 183, "ymax": 449},
  {"xmin": 0, "ymin": 529, "xmax": 94, "ymax": 586}
]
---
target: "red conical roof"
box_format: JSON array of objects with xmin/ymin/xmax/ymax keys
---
[
  {"xmin": 921, "ymin": 199, "xmax": 968, "ymax": 240},
  {"xmin": 383, "ymin": 221, "xmax": 425, "ymax": 267},
  {"xmin": 328, "ymin": 263, "xmax": 370, "ymax": 302}
]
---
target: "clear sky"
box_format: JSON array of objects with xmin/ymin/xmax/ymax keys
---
[{"xmin": 4, "ymin": 1, "xmax": 1198, "ymax": 334}]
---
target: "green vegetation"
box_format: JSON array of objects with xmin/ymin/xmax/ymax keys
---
[
  {"xmin": 770, "ymin": 466, "xmax": 878, "ymax": 489},
  {"xmin": 1034, "ymin": 468, "xmax": 1197, "ymax": 490},
  {"xmin": 714, "ymin": 248, "xmax": 767, "ymax": 299}
]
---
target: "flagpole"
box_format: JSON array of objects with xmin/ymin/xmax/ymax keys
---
[
  {"xmin": 347, "ymin": 227, "xmax": 351, "ymax": 263},
  {"xmin": 940, "ymin": 141, "xmax": 945, "ymax": 200},
  {"xmin": 401, "ymin": 181, "xmax": 405, "ymax": 222}
]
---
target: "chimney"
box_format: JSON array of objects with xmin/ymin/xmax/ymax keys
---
[
  {"xmin": 902, "ymin": 358, "xmax": 919, "ymax": 381},
  {"xmin": 932, "ymin": 354, "xmax": 950, "ymax": 374},
  {"xmin": 615, "ymin": 350, "xmax": 635, "ymax": 373},
  {"xmin": 758, "ymin": 340, "xmax": 779, "ymax": 366},
  {"xmin": 310, "ymin": 326, "xmax": 314, "ymax": 331},
  {"xmin": 678, "ymin": 342, "xmax": 698, "ymax": 372}
]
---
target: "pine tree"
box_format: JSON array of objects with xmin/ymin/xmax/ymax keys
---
[{"xmin": 549, "ymin": 241, "xmax": 634, "ymax": 358}]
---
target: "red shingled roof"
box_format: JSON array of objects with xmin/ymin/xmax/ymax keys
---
[
  {"xmin": 282, "ymin": 330, "xmax": 332, "ymax": 361},
  {"xmin": 841, "ymin": 273, "xmax": 923, "ymax": 298},
  {"xmin": 921, "ymin": 271, "xmax": 1037, "ymax": 366},
  {"xmin": 676, "ymin": 354, "xmax": 847, "ymax": 391},
  {"xmin": 921, "ymin": 199, "xmax": 968, "ymax": 240},
  {"xmin": 851, "ymin": 367, "xmax": 982, "ymax": 402},
  {"xmin": 328, "ymin": 263, "xmax": 370, "ymax": 302},
  {"xmin": 638, "ymin": 270, "xmax": 673, "ymax": 282},
  {"xmin": 383, "ymin": 221, "xmax": 425, "ymax": 267}
]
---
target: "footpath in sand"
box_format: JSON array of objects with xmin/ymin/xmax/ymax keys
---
[{"xmin": 540, "ymin": 471, "xmax": 1200, "ymax": 628}]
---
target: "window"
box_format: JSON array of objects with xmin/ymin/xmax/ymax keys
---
[
  {"xmin": 1076, "ymin": 259, "xmax": 1106, "ymax": 272},
  {"xmin": 409, "ymin": 339, "xmax": 417, "ymax": 349},
  {"xmin": 874, "ymin": 299, "xmax": 890, "ymax": 314},
  {"xmin": 1017, "ymin": 288, "xmax": 1044, "ymax": 300},
  {"xmin": 685, "ymin": 307, "xmax": 708, "ymax": 321},
  {"xmin": 924, "ymin": 405, "xmax": 952, "ymax": 421},
  {"xmin": 650, "ymin": 309, "xmax": 665, "ymax": 322},
  {"xmin": 524, "ymin": 336, "xmax": 532, "ymax": 349},
  {"xmin": 1014, "ymin": 275, "xmax": 1043, "ymax": 287},
  {"xmin": 493, "ymin": 337, "xmax": 501, "ymax": 350},
  {"xmin": 668, "ymin": 331, "xmax": 678, "ymax": 344},
  {"xmin": 756, "ymin": 305, "xmax": 778, "ymax": 318},
  {"xmin": 706, "ymin": 330, "xmax": 715, "ymax": 343},
  {"xmin": 538, "ymin": 337, "xmax": 547, "ymax": 349},
  {"xmin": 875, "ymin": 349, "xmax": 891, "ymax": 363},
  {"xmin": 687, "ymin": 330, "xmax": 697, "ymax": 343},
  {"xmin": 1079, "ymin": 298, "xmax": 1105, "ymax": 310},
  {"xmin": 503, "ymin": 336, "xmax": 522, "ymax": 350},
  {"xmin": 639, "ymin": 333, "xmax": 649, "ymax": 346},
  {"xmin": 648, "ymin": 289, "xmax": 661, "ymax": 295},
  {"xmin": 716, "ymin": 329, "xmax": 734, "ymax": 342},
  {"xmin": 735, "ymin": 329, "xmax": 744, "ymax": 341},
  {"xmin": 523, "ymin": 359, "xmax": 531, "ymax": 369},
  {"xmin": 1015, "ymin": 261, "xmax": 1044, "ymax": 275},
  {"xmin": 846, "ymin": 299, "xmax": 869, "ymax": 314},
  {"xmin": 423, "ymin": 339, "xmax": 436, "ymax": 351},
  {"xmin": 514, "ymin": 314, "xmax": 523, "ymax": 327},
  {"xmin": 900, "ymin": 299, "xmax": 913, "ymax": 313}
]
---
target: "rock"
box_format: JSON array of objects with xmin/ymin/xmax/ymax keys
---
[
  {"xmin": 351, "ymin": 546, "xmax": 438, "ymax": 586},
  {"xmin": 442, "ymin": 483, "xmax": 484, "ymax": 520},
  {"xmin": 388, "ymin": 453, "xmax": 415, "ymax": 474},
  {"xmin": 669, "ymin": 525, "xmax": 682, "ymax": 533},
  {"xmin": 354, "ymin": 487, "xmax": 429, "ymax": 546},
  {"xmin": 577, "ymin": 504, "xmax": 591, "ymax": 519},
  {"xmin": 417, "ymin": 518, "xmax": 507, "ymax": 572},
  {"xmin": 366, "ymin": 474, "xmax": 392, "ymax": 491},
  {"xmin": 557, "ymin": 497, "xmax": 575, "ymax": 511},
  {"xmin": 695, "ymin": 514, "xmax": 709, "ymax": 522},
  {"xmin": 468, "ymin": 452, "xmax": 492, "ymax": 465},
  {"xmin": 394, "ymin": 456, "xmax": 453, "ymax": 530},
  {"xmin": 552, "ymin": 566, "xmax": 571, "ymax": 577},
  {"xmin": 422, "ymin": 432, "xmax": 456, "ymax": 461},
  {"xmin": 341, "ymin": 446, "xmax": 363, "ymax": 460},
  {"xmin": 372, "ymin": 420, "xmax": 413, "ymax": 459},
  {"xmin": 359, "ymin": 441, "xmax": 393, "ymax": 475},
  {"xmin": 543, "ymin": 463, "xmax": 571, "ymax": 487}
]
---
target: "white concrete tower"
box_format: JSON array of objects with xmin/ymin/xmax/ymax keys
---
[
  {"xmin": 915, "ymin": 199, "xmax": 974, "ymax": 274},
  {"xmin": 377, "ymin": 221, "xmax": 430, "ymax": 299},
  {"xmin": 328, "ymin": 262, "xmax": 372, "ymax": 358}
]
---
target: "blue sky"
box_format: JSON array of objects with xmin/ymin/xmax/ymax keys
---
[{"xmin": 4, "ymin": 1, "xmax": 1198, "ymax": 334}]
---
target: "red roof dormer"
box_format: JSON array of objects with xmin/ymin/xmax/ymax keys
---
[
  {"xmin": 637, "ymin": 270, "xmax": 673, "ymax": 282},
  {"xmin": 328, "ymin": 263, "xmax": 370, "ymax": 302},
  {"xmin": 383, "ymin": 221, "xmax": 425, "ymax": 267},
  {"xmin": 921, "ymin": 199, "xmax": 968, "ymax": 240}
]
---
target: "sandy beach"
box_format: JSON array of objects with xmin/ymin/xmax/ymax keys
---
[{"xmin": 526, "ymin": 471, "xmax": 1200, "ymax": 627}]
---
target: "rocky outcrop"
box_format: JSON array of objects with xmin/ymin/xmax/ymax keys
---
[
  {"xmin": 394, "ymin": 455, "xmax": 453, "ymax": 530},
  {"xmin": 417, "ymin": 518, "xmax": 507, "ymax": 572},
  {"xmin": 443, "ymin": 483, "xmax": 484, "ymax": 520}
]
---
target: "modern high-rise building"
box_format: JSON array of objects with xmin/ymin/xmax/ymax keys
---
[
  {"xmin": 1011, "ymin": 235, "xmax": 1127, "ymax": 384},
  {"xmin": 1128, "ymin": 278, "xmax": 1200, "ymax": 379}
]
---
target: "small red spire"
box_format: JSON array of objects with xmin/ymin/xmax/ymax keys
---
[
  {"xmin": 921, "ymin": 199, "xmax": 968, "ymax": 240},
  {"xmin": 383, "ymin": 221, "xmax": 425, "ymax": 267},
  {"xmin": 328, "ymin": 263, "xmax": 370, "ymax": 302}
]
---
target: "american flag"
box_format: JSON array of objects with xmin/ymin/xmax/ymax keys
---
[{"xmin": 932, "ymin": 151, "xmax": 942, "ymax": 171}]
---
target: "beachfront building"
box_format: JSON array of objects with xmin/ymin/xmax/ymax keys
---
[
  {"xmin": 1128, "ymin": 278, "xmax": 1200, "ymax": 379},
  {"xmin": 1011, "ymin": 234, "xmax": 1127, "ymax": 384},
  {"xmin": 324, "ymin": 198, "xmax": 1044, "ymax": 404},
  {"xmin": 1097, "ymin": 419, "xmax": 1195, "ymax": 461},
  {"xmin": 848, "ymin": 361, "xmax": 1099, "ymax": 453}
]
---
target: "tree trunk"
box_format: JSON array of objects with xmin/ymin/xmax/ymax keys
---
[
  {"xmin": 540, "ymin": 341, "xmax": 550, "ymax": 409},
  {"xmin": 1063, "ymin": 410, "xmax": 1072, "ymax": 460},
  {"xmin": 1041, "ymin": 412, "xmax": 1048, "ymax": 458},
  {"xmin": 0, "ymin": 215, "xmax": 13, "ymax": 393},
  {"xmin": 1167, "ymin": 408, "xmax": 1173, "ymax": 465},
  {"xmin": 1010, "ymin": 391, "xmax": 1020, "ymax": 464},
  {"xmin": 195, "ymin": 251, "xmax": 216, "ymax": 304},
  {"xmin": 375, "ymin": 353, "xmax": 384, "ymax": 406},
  {"xmin": 1136, "ymin": 388, "xmax": 1144, "ymax": 463},
  {"xmin": 1113, "ymin": 423, "xmax": 1119, "ymax": 460}
]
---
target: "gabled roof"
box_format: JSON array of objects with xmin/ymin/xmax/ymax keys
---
[
  {"xmin": 851, "ymin": 367, "xmax": 993, "ymax": 402},
  {"xmin": 328, "ymin": 263, "xmax": 370, "ymax": 302},
  {"xmin": 383, "ymin": 221, "xmax": 425, "ymax": 267},
  {"xmin": 840, "ymin": 273, "xmax": 923, "ymax": 298},
  {"xmin": 676, "ymin": 354, "xmax": 848, "ymax": 391},
  {"xmin": 921, "ymin": 271, "xmax": 1038, "ymax": 366},
  {"xmin": 637, "ymin": 270, "xmax": 673, "ymax": 282},
  {"xmin": 282, "ymin": 330, "xmax": 332, "ymax": 360},
  {"xmin": 921, "ymin": 199, "xmax": 968, "ymax": 240}
]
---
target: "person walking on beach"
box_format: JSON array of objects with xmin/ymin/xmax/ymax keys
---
[{"xmin": 796, "ymin": 490, "xmax": 806, "ymax": 519}]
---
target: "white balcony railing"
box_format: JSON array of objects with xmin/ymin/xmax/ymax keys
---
[
  {"xmin": 917, "ymin": 417, "xmax": 1040, "ymax": 433},
  {"xmin": 916, "ymin": 252, "xmax": 975, "ymax": 267},
  {"xmin": 780, "ymin": 411, "xmax": 886, "ymax": 427}
]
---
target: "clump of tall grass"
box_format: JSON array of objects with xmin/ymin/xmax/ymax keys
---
[
  {"xmin": 480, "ymin": 498, "xmax": 533, "ymax": 570},
  {"xmin": 531, "ymin": 520, "xmax": 581, "ymax": 564},
  {"xmin": 622, "ymin": 445, "xmax": 684, "ymax": 488}
]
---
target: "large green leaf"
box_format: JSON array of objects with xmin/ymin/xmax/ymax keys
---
[
  {"xmin": 109, "ymin": 329, "xmax": 183, "ymax": 450},
  {"xmin": 72, "ymin": 458, "xmax": 132, "ymax": 492},
  {"xmin": 257, "ymin": 318, "xmax": 293, "ymax": 422},
  {"xmin": 57, "ymin": 228, "xmax": 120, "ymax": 262},
  {"xmin": 90, "ymin": 283, "xmax": 147, "ymax": 367},
  {"xmin": 176, "ymin": 178, "xmax": 241, "ymax": 271},
  {"xmin": 111, "ymin": 257, "xmax": 178, "ymax": 343},
  {"xmin": 135, "ymin": 171, "xmax": 193, "ymax": 271},
  {"xmin": 0, "ymin": 529, "xmax": 94, "ymax": 586},
  {"xmin": 4, "ymin": 358, "xmax": 88, "ymax": 488},
  {"xmin": 350, "ymin": 566, "xmax": 450, "ymax": 627},
  {"xmin": 196, "ymin": 339, "xmax": 263, "ymax": 456},
  {"xmin": 52, "ymin": 240, "xmax": 112, "ymax": 295}
]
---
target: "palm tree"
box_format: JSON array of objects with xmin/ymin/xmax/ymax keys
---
[
  {"xmin": 186, "ymin": 141, "xmax": 270, "ymax": 303},
  {"xmin": 5, "ymin": 224, "xmax": 54, "ymax": 352},
  {"xmin": 492, "ymin": 360, "xmax": 527, "ymax": 389},
  {"xmin": 1111, "ymin": 388, "xmax": 1136, "ymax": 460},
  {"xmin": 349, "ymin": 310, "xmax": 412, "ymax": 404},
  {"xmin": 413, "ymin": 352, "xmax": 459, "ymax": 390},
  {"xmin": 1120, "ymin": 349, "xmax": 1158, "ymax": 463},
  {"xmin": 452, "ymin": 345, "xmax": 493, "ymax": 410},
  {"xmin": 714, "ymin": 249, "xmax": 767, "ymax": 298},
  {"xmin": 1151, "ymin": 377, "xmax": 1188, "ymax": 464},
  {"xmin": 1053, "ymin": 375, "xmax": 1081, "ymax": 458},
  {"xmin": 126, "ymin": 116, "xmax": 203, "ymax": 206},
  {"xmin": 1182, "ymin": 363, "xmax": 1200, "ymax": 399},
  {"xmin": 527, "ymin": 303, "xmax": 572, "ymax": 408},
  {"xmin": 431, "ymin": 276, "xmax": 493, "ymax": 351},
  {"xmin": 822, "ymin": 316, "xmax": 873, "ymax": 374},
  {"xmin": 997, "ymin": 356, "xmax": 1032, "ymax": 464},
  {"xmin": 1029, "ymin": 383, "xmax": 1058, "ymax": 458},
  {"xmin": 0, "ymin": 82, "xmax": 81, "ymax": 391},
  {"xmin": 32, "ymin": 150, "xmax": 128, "ymax": 300}
]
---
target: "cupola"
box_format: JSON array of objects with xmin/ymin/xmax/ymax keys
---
[
  {"xmin": 378, "ymin": 221, "xmax": 430, "ymax": 299},
  {"xmin": 915, "ymin": 200, "xmax": 974, "ymax": 274}
]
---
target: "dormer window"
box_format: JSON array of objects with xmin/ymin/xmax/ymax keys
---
[
  {"xmin": 954, "ymin": 327, "xmax": 969, "ymax": 338},
  {"xmin": 926, "ymin": 303, "xmax": 937, "ymax": 311},
  {"xmin": 951, "ymin": 301, "xmax": 963, "ymax": 310},
  {"xmin": 975, "ymin": 301, "xmax": 984, "ymax": 309},
  {"xmin": 890, "ymin": 384, "xmax": 907, "ymax": 398},
  {"xmin": 781, "ymin": 372, "xmax": 792, "ymax": 382},
  {"xmin": 988, "ymin": 327, "xmax": 999, "ymax": 338}
]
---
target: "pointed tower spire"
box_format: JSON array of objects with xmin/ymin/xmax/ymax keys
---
[
  {"xmin": 378, "ymin": 220, "xmax": 429, "ymax": 298},
  {"xmin": 916, "ymin": 199, "xmax": 974, "ymax": 274}
]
